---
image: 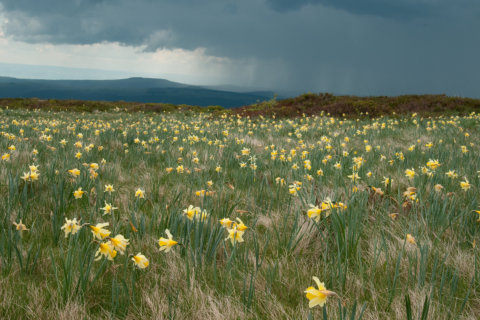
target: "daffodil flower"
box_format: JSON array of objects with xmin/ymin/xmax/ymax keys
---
[
  {"xmin": 90, "ymin": 222, "xmax": 111, "ymax": 240},
  {"xmin": 226, "ymin": 227, "xmax": 244, "ymax": 245},
  {"xmin": 406, "ymin": 234, "xmax": 416, "ymax": 245},
  {"xmin": 68, "ymin": 168, "xmax": 81, "ymax": 178},
  {"xmin": 101, "ymin": 202, "xmax": 118, "ymax": 215},
  {"xmin": 234, "ymin": 218, "xmax": 248, "ymax": 231},
  {"xmin": 109, "ymin": 234, "xmax": 129, "ymax": 255},
  {"xmin": 61, "ymin": 218, "xmax": 81, "ymax": 237},
  {"xmin": 95, "ymin": 242, "xmax": 117, "ymax": 261},
  {"xmin": 460, "ymin": 178, "xmax": 471, "ymax": 191},
  {"xmin": 104, "ymin": 184, "xmax": 115, "ymax": 193},
  {"xmin": 304, "ymin": 277, "xmax": 337, "ymax": 308},
  {"xmin": 73, "ymin": 187, "xmax": 85, "ymax": 199},
  {"xmin": 135, "ymin": 188, "xmax": 145, "ymax": 198},
  {"xmin": 132, "ymin": 253, "xmax": 149, "ymax": 269},
  {"xmin": 158, "ymin": 229, "xmax": 178, "ymax": 253},
  {"xmin": 405, "ymin": 168, "xmax": 416, "ymax": 180},
  {"xmin": 307, "ymin": 204, "xmax": 322, "ymax": 222},
  {"xmin": 13, "ymin": 220, "xmax": 28, "ymax": 231},
  {"xmin": 219, "ymin": 218, "xmax": 234, "ymax": 228}
]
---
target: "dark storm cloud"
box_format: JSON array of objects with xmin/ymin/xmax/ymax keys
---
[
  {"xmin": 265, "ymin": 0, "xmax": 432, "ymax": 19},
  {"xmin": 0, "ymin": 0, "xmax": 479, "ymax": 97}
]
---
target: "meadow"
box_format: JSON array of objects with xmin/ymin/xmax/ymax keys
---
[{"xmin": 0, "ymin": 105, "xmax": 479, "ymax": 319}]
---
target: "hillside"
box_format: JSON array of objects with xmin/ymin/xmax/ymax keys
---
[
  {"xmin": 1, "ymin": 93, "xmax": 480, "ymax": 118},
  {"xmin": 236, "ymin": 93, "xmax": 480, "ymax": 117},
  {"xmin": 0, "ymin": 77, "xmax": 274, "ymax": 108}
]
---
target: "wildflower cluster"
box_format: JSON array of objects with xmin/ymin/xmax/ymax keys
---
[{"xmin": 1, "ymin": 107, "xmax": 480, "ymax": 317}]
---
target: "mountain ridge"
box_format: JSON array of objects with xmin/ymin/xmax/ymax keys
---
[{"xmin": 0, "ymin": 76, "xmax": 275, "ymax": 107}]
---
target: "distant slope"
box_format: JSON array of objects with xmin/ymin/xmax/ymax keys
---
[
  {"xmin": 235, "ymin": 92, "xmax": 480, "ymax": 117},
  {"xmin": 1, "ymin": 93, "xmax": 479, "ymax": 117},
  {"xmin": 0, "ymin": 77, "xmax": 274, "ymax": 108}
]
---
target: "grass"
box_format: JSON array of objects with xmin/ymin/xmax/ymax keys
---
[{"xmin": 0, "ymin": 101, "xmax": 479, "ymax": 319}]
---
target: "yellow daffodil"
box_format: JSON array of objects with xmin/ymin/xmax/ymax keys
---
[
  {"xmin": 21, "ymin": 172, "xmax": 31, "ymax": 181},
  {"xmin": 219, "ymin": 218, "xmax": 234, "ymax": 228},
  {"xmin": 13, "ymin": 220, "xmax": 28, "ymax": 231},
  {"xmin": 445, "ymin": 170, "xmax": 458, "ymax": 179},
  {"xmin": 406, "ymin": 234, "xmax": 416, "ymax": 245},
  {"xmin": 101, "ymin": 202, "xmax": 118, "ymax": 215},
  {"xmin": 68, "ymin": 168, "xmax": 81, "ymax": 178},
  {"xmin": 61, "ymin": 218, "xmax": 81, "ymax": 237},
  {"xmin": 460, "ymin": 178, "xmax": 471, "ymax": 191},
  {"xmin": 29, "ymin": 170, "xmax": 39, "ymax": 181},
  {"xmin": 109, "ymin": 234, "xmax": 129, "ymax": 255},
  {"xmin": 104, "ymin": 184, "xmax": 115, "ymax": 193},
  {"xmin": 304, "ymin": 277, "xmax": 336, "ymax": 308},
  {"xmin": 289, "ymin": 182, "xmax": 301, "ymax": 196},
  {"xmin": 73, "ymin": 187, "xmax": 85, "ymax": 199},
  {"xmin": 426, "ymin": 159, "xmax": 441, "ymax": 170},
  {"xmin": 89, "ymin": 222, "xmax": 111, "ymax": 240},
  {"xmin": 132, "ymin": 253, "xmax": 149, "ymax": 269},
  {"xmin": 307, "ymin": 204, "xmax": 322, "ymax": 222},
  {"xmin": 135, "ymin": 188, "xmax": 145, "ymax": 198},
  {"xmin": 183, "ymin": 205, "xmax": 200, "ymax": 220},
  {"xmin": 95, "ymin": 242, "xmax": 117, "ymax": 261},
  {"xmin": 382, "ymin": 177, "xmax": 391, "ymax": 187},
  {"xmin": 405, "ymin": 168, "xmax": 416, "ymax": 180},
  {"xmin": 234, "ymin": 218, "xmax": 248, "ymax": 231},
  {"xmin": 226, "ymin": 227, "xmax": 244, "ymax": 245},
  {"xmin": 158, "ymin": 229, "xmax": 178, "ymax": 253}
]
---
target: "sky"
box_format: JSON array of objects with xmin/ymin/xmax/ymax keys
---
[{"xmin": 0, "ymin": 0, "xmax": 479, "ymax": 97}]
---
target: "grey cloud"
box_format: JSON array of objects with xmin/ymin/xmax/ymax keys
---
[
  {"xmin": 0, "ymin": 0, "xmax": 479, "ymax": 97},
  {"xmin": 265, "ymin": 0, "xmax": 432, "ymax": 19}
]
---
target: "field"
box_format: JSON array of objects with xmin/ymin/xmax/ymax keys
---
[{"xmin": 0, "ymin": 104, "xmax": 479, "ymax": 319}]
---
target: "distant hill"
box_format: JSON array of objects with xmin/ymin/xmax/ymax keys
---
[
  {"xmin": 234, "ymin": 92, "xmax": 480, "ymax": 118},
  {"xmin": 1, "ymin": 92, "xmax": 479, "ymax": 117},
  {"xmin": 0, "ymin": 76, "xmax": 275, "ymax": 108}
]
